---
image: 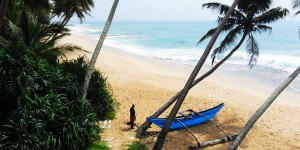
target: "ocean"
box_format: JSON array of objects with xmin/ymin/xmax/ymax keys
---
[{"xmin": 68, "ymin": 21, "xmax": 300, "ymax": 93}]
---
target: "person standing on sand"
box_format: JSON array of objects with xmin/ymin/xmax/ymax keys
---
[{"xmin": 130, "ymin": 104, "xmax": 136, "ymax": 129}]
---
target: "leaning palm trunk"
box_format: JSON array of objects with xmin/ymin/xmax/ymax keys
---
[
  {"xmin": 153, "ymin": 0, "xmax": 241, "ymax": 149},
  {"xmin": 81, "ymin": 0, "xmax": 119, "ymax": 100},
  {"xmin": 137, "ymin": 32, "xmax": 247, "ymax": 136},
  {"xmin": 229, "ymin": 66, "xmax": 300, "ymax": 150}
]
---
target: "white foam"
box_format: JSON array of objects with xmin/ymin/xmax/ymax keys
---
[
  {"xmin": 211, "ymin": 50, "xmax": 300, "ymax": 73},
  {"xmin": 257, "ymin": 53, "xmax": 300, "ymax": 73},
  {"xmin": 104, "ymin": 39, "xmax": 149, "ymax": 56},
  {"xmin": 102, "ymin": 38, "xmax": 300, "ymax": 74},
  {"xmin": 108, "ymin": 34, "xmax": 149, "ymax": 38},
  {"xmin": 67, "ymin": 24, "xmax": 101, "ymax": 34},
  {"xmin": 70, "ymin": 23, "xmax": 300, "ymax": 75}
]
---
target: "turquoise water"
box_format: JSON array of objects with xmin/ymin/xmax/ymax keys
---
[{"xmin": 68, "ymin": 21, "xmax": 300, "ymax": 93}]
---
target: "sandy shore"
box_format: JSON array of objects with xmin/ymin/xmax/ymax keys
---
[{"xmin": 62, "ymin": 33, "xmax": 300, "ymax": 150}]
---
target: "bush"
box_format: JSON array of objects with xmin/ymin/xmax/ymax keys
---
[
  {"xmin": 60, "ymin": 57, "xmax": 117, "ymax": 120},
  {"xmin": 127, "ymin": 141, "xmax": 148, "ymax": 150},
  {"xmin": 0, "ymin": 94, "xmax": 100, "ymax": 149},
  {"xmin": 0, "ymin": 43, "xmax": 115, "ymax": 149}
]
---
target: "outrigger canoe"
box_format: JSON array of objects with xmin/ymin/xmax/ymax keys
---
[{"xmin": 147, "ymin": 103, "xmax": 224, "ymax": 130}]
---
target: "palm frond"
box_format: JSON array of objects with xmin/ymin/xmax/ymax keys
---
[
  {"xmin": 217, "ymin": 17, "xmax": 242, "ymax": 25},
  {"xmin": 55, "ymin": 44, "xmax": 86, "ymax": 53},
  {"xmin": 239, "ymin": 0, "xmax": 273, "ymax": 14},
  {"xmin": 211, "ymin": 26, "xmax": 243, "ymax": 64},
  {"xmin": 255, "ymin": 24, "xmax": 272, "ymax": 34},
  {"xmin": 36, "ymin": 43, "xmax": 85, "ymax": 60},
  {"xmin": 255, "ymin": 7, "xmax": 289, "ymax": 24},
  {"xmin": 292, "ymin": 0, "xmax": 300, "ymax": 9},
  {"xmin": 198, "ymin": 22, "xmax": 237, "ymax": 45},
  {"xmin": 295, "ymin": 10, "xmax": 300, "ymax": 16},
  {"xmin": 198, "ymin": 27, "xmax": 218, "ymax": 45},
  {"xmin": 202, "ymin": 3, "xmax": 231, "ymax": 16},
  {"xmin": 2, "ymin": 19, "xmax": 23, "ymax": 42},
  {"xmin": 31, "ymin": 13, "xmax": 70, "ymax": 45},
  {"xmin": 44, "ymin": 47, "xmax": 66, "ymax": 58},
  {"xmin": 222, "ymin": 22, "xmax": 238, "ymax": 32},
  {"xmin": 203, "ymin": 2, "xmax": 244, "ymax": 19},
  {"xmin": 246, "ymin": 34, "xmax": 259, "ymax": 68},
  {"xmin": 52, "ymin": 0, "xmax": 94, "ymax": 24},
  {"xmin": 0, "ymin": 36, "xmax": 10, "ymax": 49},
  {"xmin": 46, "ymin": 31, "xmax": 70, "ymax": 43}
]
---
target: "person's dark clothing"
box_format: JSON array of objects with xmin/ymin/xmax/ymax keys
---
[
  {"xmin": 130, "ymin": 105, "xmax": 136, "ymax": 129},
  {"xmin": 130, "ymin": 106, "xmax": 135, "ymax": 117}
]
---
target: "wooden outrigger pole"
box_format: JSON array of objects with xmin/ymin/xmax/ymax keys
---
[
  {"xmin": 174, "ymin": 110, "xmax": 238, "ymax": 149},
  {"xmin": 174, "ymin": 118, "xmax": 202, "ymax": 147}
]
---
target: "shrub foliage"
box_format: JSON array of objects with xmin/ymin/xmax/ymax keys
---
[
  {"xmin": 60, "ymin": 57, "xmax": 116, "ymax": 120},
  {"xmin": 0, "ymin": 42, "xmax": 116, "ymax": 149}
]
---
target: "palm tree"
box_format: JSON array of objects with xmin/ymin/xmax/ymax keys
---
[
  {"xmin": 138, "ymin": 0, "xmax": 288, "ymax": 137},
  {"xmin": 199, "ymin": 0, "xmax": 288, "ymax": 68},
  {"xmin": 81, "ymin": 0, "xmax": 119, "ymax": 100},
  {"xmin": 229, "ymin": 66, "xmax": 300, "ymax": 150},
  {"xmin": 51, "ymin": 0, "xmax": 94, "ymax": 37},
  {"xmin": 0, "ymin": 11, "xmax": 83, "ymax": 63},
  {"xmin": 153, "ymin": 0, "xmax": 241, "ymax": 149}
]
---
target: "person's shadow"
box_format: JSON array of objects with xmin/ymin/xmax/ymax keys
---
[{"xmin": 121, "ymin": 121, "xmax": 140, "ymax": 131}]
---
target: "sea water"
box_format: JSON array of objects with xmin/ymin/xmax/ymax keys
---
[{"xmin": 68, "ymin": 21, "xmax": 300, "ymax": 94}]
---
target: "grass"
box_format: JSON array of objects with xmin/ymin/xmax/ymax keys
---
[
  {"xmin": 88, "ymin": 143, "xmax": 110, "ymax": 150},
  {"xmin": 127, "ymin": 141, "xmax": 148, "ymax": 150}
]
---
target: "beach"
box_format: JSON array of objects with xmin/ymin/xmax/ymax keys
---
[{"xmin": 62, "ymin": 33, "xmax": 300, "ymax": 150}]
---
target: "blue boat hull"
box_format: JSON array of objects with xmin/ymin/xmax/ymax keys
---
[{"xmin": 147, "ymin": 103, "xmax": 224, "ymax": 130}]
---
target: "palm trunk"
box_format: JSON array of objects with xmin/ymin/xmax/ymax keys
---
[
  {"xmin": 0, "ymin": 0, "xmax": 8, "ymax": 30},
  {"xmin": 137, "ymin": 32, "xmax": 247, "ymax": 136},
  {"xmin": 153, "ymin": 0, "xmax": 241, "ymax": 149},
  {"xmin": 229, "ymin": 66, "xmax": 300, "ymax": 150},
  {"xmin": 81, "ymin": 0, "xmax": 119, "ymax": 100}
]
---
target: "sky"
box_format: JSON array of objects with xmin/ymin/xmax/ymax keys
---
[{"xmin": 77, "ymin": 0, "xmax": 299, "ymax": 22}]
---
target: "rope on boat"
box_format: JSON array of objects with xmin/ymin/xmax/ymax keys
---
[{"xmin": 174, "ymin": 118, "xmax": 202, "ymax": 147}]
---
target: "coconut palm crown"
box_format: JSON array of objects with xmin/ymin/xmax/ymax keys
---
[
  {"xmin": 52, "ymin": 0, "xmax": 94, "ymax": 28},
  {"xmin": 198, "ymin": 0, "xmax": 289, "ymax": 67}
]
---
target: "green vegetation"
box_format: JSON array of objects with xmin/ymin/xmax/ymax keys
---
[
  {"xmin": 60, "ymin": 57, "xmax": 117, "ymax": 120},
  {"xmin": 0, "ymin": 0, "xmax": 116, "ymax": 149},
  {"xmin": 127, "ymin": 141, "xmax": 148, "ymax": 150},
  {"xmin": 88, "ymin": 143, "xmax": 110, "ymax": 150}
]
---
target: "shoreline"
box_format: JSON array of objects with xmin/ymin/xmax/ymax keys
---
[
  {"xmin": 65, "ymin": 33, "xmax": 300, "ymax": 107},
  {"xmin": 62, "ymin": 33, "xmax": 300, "ymax": 149}
]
